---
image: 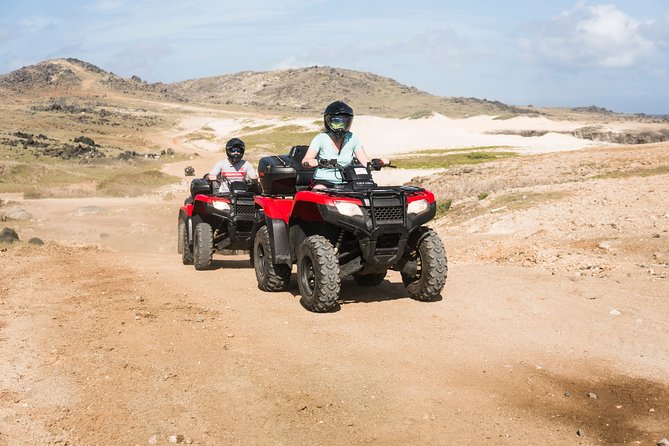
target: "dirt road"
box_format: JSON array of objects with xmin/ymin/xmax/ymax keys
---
[{"xmin": 1, "ymin": 144, "xmax": 669, "ymax": 445}]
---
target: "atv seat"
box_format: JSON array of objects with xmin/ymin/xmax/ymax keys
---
[{"xmin": 289, "ymin": 145, "xmax": 314, "ymax": 191}]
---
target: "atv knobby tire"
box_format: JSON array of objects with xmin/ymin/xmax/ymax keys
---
[
  {"xmin": 254, "ymin": 226, "xmax": 291, "ymax": 291},
  {"xmin": 402, "ymin": 228, "xmax": 447, "ymax": 301},
  {"xmin": 179, "ymin": 217, "xmax": 193, "ymax": 265},
  {"xmin": 353, "ymin": 270, "xmax": 387, "ymax": 286},
  {"xmin": 193, "ymin": 221, "xmax": 214, "ymax": 270},
  {"xmin": 298, "ymin": 235, "xmax": 340, "ymax": 312}
]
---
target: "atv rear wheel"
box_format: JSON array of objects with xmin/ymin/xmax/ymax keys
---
[
  {"xmin": 401, "ymin": 228, "xmax": 447, "ymax": 301},
  {"xmin": 298, "ymin": 235, "xmax": 340, "ymax": 312},
  {"xmin": 193, "ymin": 221, "xmax": 214, "ymax": 270},
  {"xmin": 179, "ymin": 217, "xmax": 193, "ymax": 265},
  {"xmin": 254, "ymin": 226, "xmax": 291, "ymax": 291},
  {"xmin": 353, "ymin": 270, "xmax": 387, "ymax": 286}
]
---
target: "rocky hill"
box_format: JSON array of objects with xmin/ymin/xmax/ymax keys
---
[
  {"xmin": 0, "ymin": 59, "xmax": 526, "ymax": 118},
  {"xmin": 170, "ymin": 65, "xmax": 527, "ymax": 117},
  {"xmin": 0, "ymin": 58, "xmax": 180, "ymax": 101},
  {"xmin": 3, "ymin": 58, "xmax": 666, "ymax": 122}
]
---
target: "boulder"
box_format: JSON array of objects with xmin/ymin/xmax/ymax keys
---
[{"xmin": 0, "ymin": 227, "xmax": 20, "ymax": 243}]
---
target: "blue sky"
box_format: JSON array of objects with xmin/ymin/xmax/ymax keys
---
[{"xmin": 1, "ymin": 0, "xmax": 668, "ymax": 114}]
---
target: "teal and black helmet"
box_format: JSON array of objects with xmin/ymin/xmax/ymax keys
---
[{"xmin": 324, "ymin": 101, "xmax": 353, "ymax": 140}]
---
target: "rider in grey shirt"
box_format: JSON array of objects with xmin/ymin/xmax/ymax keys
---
[{"xmin": 207, "ymin": 138, "xmax": 258, "ymax": 193}]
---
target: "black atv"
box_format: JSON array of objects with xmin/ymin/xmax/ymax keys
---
[
  {"xmin": 178, "ymin": 174, "xmax": 260, "ymax": 270},
  {"xmin": 253, "ymin": 146, "xmax": 447, "ymax": 312}
]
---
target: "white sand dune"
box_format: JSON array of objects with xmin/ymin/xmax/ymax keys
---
[
  {"xmin": 177, "ymin": 112, "xmax": 622, "ymax": 156},
  {"xmin": 352, "ymin": 114, "xmax": 606, "ymax": 156}
]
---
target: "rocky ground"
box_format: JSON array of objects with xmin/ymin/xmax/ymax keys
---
[{"xmin": 0, "ymin": 139, "xmax": 668, "ymax": 445}]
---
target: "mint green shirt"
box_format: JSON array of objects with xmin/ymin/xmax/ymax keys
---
[{"xmin": 309, "ymin": 132, "xmax": 363, "ymax": 184}]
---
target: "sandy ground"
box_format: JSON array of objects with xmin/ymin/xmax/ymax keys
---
[{"xmin": 1, "ymin": 116, "xmax": 669, "ymax": 445}]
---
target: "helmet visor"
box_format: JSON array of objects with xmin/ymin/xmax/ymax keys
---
[{"xmin": 325, "ymin": 114, "xmax": 352, "ymax": 132}]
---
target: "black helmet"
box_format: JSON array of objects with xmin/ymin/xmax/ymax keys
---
[
  {"xmin": 225, "ymin": 138, "xmax": 245, "ymax": 164},
  {"xmin": 324, "ymin": 100, "xmax": 353, "ymax": 140}
]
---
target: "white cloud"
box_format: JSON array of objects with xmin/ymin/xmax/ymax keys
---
[
  {"xmin": 19, "ymin": 16, "xmax": 60, "ymax": 33},
  {"xmin": 520, "ymin": 3, "xmax": 655, "ymax": 69},
  {"xmin": 108, "ymin": 41, "xmax": 172, "ymax": 78},
  {"xmin": 85, "ymin": 0, "xmax": 125, "ymax": 13},
  {"xmin": 273, "ymin": 27, "xmax": 491, "ymax": 74}
]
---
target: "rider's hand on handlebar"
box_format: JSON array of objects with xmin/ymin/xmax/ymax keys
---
[
  {"xmin": 206, "ymin": 174, "xmax": 217, "ymax": 181},
  {"xmin": 302, "ymin": 159, "xmax": 319, "ymax": 168},
  {"xmin": 370, "ymin": 158, "xmax": 392, "ymax": 170}
]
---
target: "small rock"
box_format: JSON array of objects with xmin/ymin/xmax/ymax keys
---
[
  {"xmin": 564, "ymin": 390, "xmax": 571, "ymax": 397},
  {"xmin": 1, "ymin": 227, "xmax": 19, "ymax": 237},
  {"xmin": 2, "ymin": 208, "xmax": 32, "ymax": 220},
  {"xmin": 587, "ymin": 392, "xmax": 598, "ymax": 399},
  {"xmin": 196, "ymin": 316, "xmax": 205, "ymax": 323},
  {"xmin": 28, "ymin": 237, "xmax": 44, "ymax": 245},
  {"xmin": 577, "ymin": 429, "xmax": 586, "ymax": 437},
  {"xmin": 168, "ymin": 434, "xmax": 184, "ymax": 443},
  {"xmin": 610, "ymin": 309, "xmax": 621, "ymax": 316},
  {"xmin": 598, "ymin": 241, "xmax": 612, "ymax": 250},
  {"xmin": 148, "ymin": 435, "xmax": 158, "ymax": 445},
  {"xmin": 72, "ymin": 206, "xmax": 104, "ymax": 217},
  {"xmin": 657, "ymin": 439, "xmax": 669, "ymax": 446}
]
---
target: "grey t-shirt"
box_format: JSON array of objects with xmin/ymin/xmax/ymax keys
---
[{"xmin": 209, "ymin": 159, "xmax": 257, "ymax": 193}]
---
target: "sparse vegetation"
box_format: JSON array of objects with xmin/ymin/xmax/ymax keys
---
[
  {"xmin": 488, "ymin": 191, "xmax": 570, "ymax": 211},
  {"xmin": 185, "ymin": 131, "xmax": 216, "ymax": 142},
  {"xmin": 0, "ymin": 158, "xmax": 181, "ymax": 198},
  {"xmin": 240, "ymin": 125, "xmax": 319, "ymax": 155},
  {"xmin": 392, "ymin": 151, "xmax": 517, "ymax": 169},
  {"xmin": 406, "ymin": 110, "xmax": 433, "ymax": 119},
  {"xmin": 408, "ymin": 146, "xmax": 512, "ymax": 155},
  {"xmin": 240, "ymin": 124, "xmax": 273, "ymax": 133},
  {"xmin": 435, "ymin": 199, "xmax": 452, "ymax": 218},
  {"xmin": 97, "ymin": 169, "xmax": 178, "ymax": 196},
  {"xmin": 594, "ymin": 166, "xmax": 669, "ymax": 179}
]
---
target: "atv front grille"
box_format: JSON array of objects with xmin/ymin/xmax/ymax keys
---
[
  {"xmin": 376, "ymin": 233, "xmax": 401, "ymax": 249},
  {"xmin": 373, "ymin": 206, "xmax": 404, "ymax": 223},
  {"xmin": 236, "ymin": 220, "xmax": 254, "ymax": 233},
  {"xmin": 235, "ymin": 203, "xmax": 255, "ymax": 216}
]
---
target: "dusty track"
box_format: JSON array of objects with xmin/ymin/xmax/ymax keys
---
[{"xmin": 1, "ymin": 144, "xmax": 669, "ymax": 445}]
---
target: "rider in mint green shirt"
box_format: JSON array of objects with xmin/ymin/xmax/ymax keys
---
[
  {"xmin": 308, "ymin": 132, "xmax": 363, "ymax": 184},
  {"xmin": 302, "ymin": 101, "xmax": 389, "ymax": 188}
]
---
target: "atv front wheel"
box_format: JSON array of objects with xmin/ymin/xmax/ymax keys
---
[
  {"xmin": 353, "ymin": 270, "xmax": 387, "ymax": 286},
  {"xmin": 402, "ymin": 228, "xmax": 447, "ymax": 301},
  {"xmin": 254, "ymin": 226, "xmax": 291, "ymax": 291},
  {"xmin": 193, "ymin": 221, "xmax": 213, "ymax": 270},
  {"xmin": 298, "ymin": 235, "xmax": 340, "ymax": 312},
  {"xmin": 179, "ymin": 217, "xmax": 193, "ymax": 265}
]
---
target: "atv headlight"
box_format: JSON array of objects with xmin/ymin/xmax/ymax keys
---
[
  {"xmin": 334, "ymin": 201, "xmax": 363, "ymax": 217},
  {"xmin": 212, "ymin": 201, "xmax": 230, "ymax": 211},
  {"xmin": 407, "ymin": 199, "xmax": 428, "ymax": 215}
]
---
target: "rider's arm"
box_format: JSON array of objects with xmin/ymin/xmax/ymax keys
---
[
  {"xmin": 355, "ymin": 147, "xmax": 390, "ymax": 168},
  {"xmin": 355, "ymin": 147, "xmax": 371, "ymax": 165},
  {"xmin": 244, "ymin": 161, "xmax": 258, "ymax": 180},
  {"xmin": 302, "ymin": 147, "xmax": 319, "ymax": 168},
  {"xmin": 207, "ymin": 161, "xmax": 222, "ymax": 181}
]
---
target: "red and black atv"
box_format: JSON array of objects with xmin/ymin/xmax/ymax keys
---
[
  {"xmin": 253, "ymin": 145, "xmax": 447, "ymax": 312},
  {"xmin": 178, "ymin": 174, "xmax": 260, "ymax": 270}
]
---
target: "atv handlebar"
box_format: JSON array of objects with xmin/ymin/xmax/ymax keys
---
[{"xmin": 315, "ymin": 158, "xmax": 393, "ymax": 171}]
